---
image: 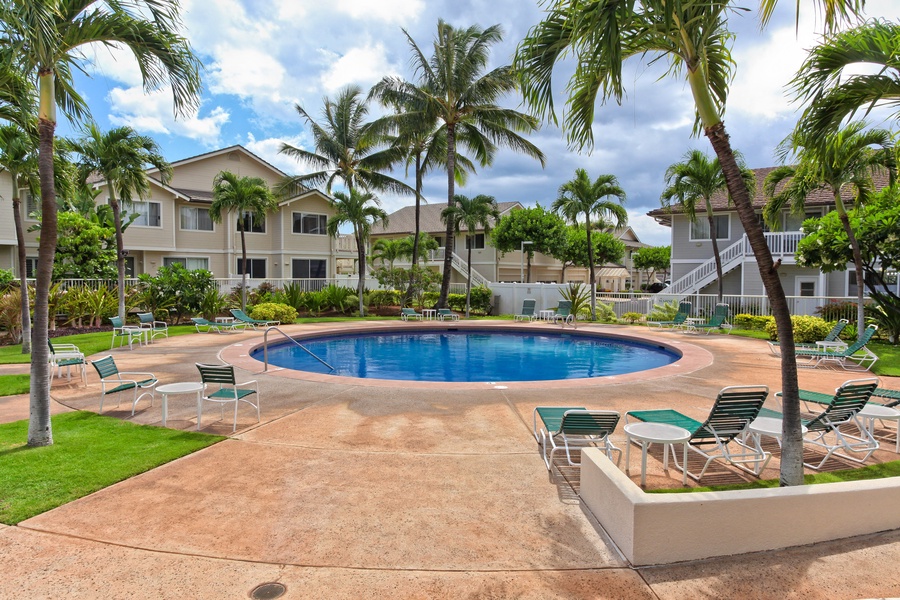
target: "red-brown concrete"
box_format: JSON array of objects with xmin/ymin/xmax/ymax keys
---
[{"xmin": 3, "ymin": 321, "xmax": 900, "ymax": 598}]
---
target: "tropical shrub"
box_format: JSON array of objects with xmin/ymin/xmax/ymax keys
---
[
  {"xmin": 273, "ymin": 282, "xmax": 305, "ymax": 312},
  {"xmin": 321, "ymin": 284, "xmax": 355, "ymax": 313},
  {"xmin": 560, "ymin": 282, "xmax": 592, "ymax": 320},
  {"xmin": 59, "ymin": 285, "xmax": 118, "ymax": 327},
  {"xmin": 815, "ymin": 300, "xmax": 858, "ymax": 322},
  {"xmin": 648, "ymin": 300, "xmax": 678, "ymax": 321},
  {"xmin": 198, "ymin": 288, "xmax": 230, "ymax": 320},
  {"xmin": 468, "ymin": 285, "xmax": 493, "ymax": 315},
  {"xmin": 594, "ymin": 301, "xmax": 618, "ymax": 323},
  {"xmin": 869, "ymin": 291, "xmax": 900, "ymax": 343},
  {"xmin": 0, "ymin": 269, "xmax": 14, "ymax": 292},
  {"xmin": 298, "ymin": 290, "xmax": 328, "ymax": 316},
  {"xmin": 369, "ymin": 289, "xmax": 401, "ymax": 308},
  {"xmin": 137, "ymin": 264, "xmax": 214, "ymax": 323},
  {"xmin": 622, "ymin": 312, "xmax": 643, "ymax": 324},
  {"xmin": 765, "ymin": 315, "xmax": 833, "ymax": 343},
  {"xmin": 732, "ymin": 314, "xmax": 773, "ymax": 331},
  {"xmin": 249, "ymin": 302, "xmax": 297, "ymax": 323},
  {"xmin": 0, "ymin": 288, "xmax": 23, "ymax": 342}
]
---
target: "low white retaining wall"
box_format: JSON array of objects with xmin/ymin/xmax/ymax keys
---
[{"xmin": 580, "ymin": 448, "xmax": 900, "ymax": 566}]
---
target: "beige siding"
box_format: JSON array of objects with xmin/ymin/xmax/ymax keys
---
[
  {"xmin": 166, "ymin": 150, "xmax": 282, "ymax": 191},
  {"xmin": 0, "ymin": 173, "xmax": 15, "ymax": 245}
]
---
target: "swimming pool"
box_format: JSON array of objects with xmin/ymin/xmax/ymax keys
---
[{"xmin": 253, "ymin": 329, "xmax": 680, "ymax": 383}]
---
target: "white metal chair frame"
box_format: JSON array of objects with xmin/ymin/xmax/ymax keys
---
[
  {"xmin": 533, "ymin": 408, "xmax": 622, "ymax": 469},
  {"xmin": 196, "ymin": 363, "xmax": 261, "ymax": 432}
]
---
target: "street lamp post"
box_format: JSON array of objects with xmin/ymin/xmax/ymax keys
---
[{"xmin": 520, "ymin": 240, "xmax": 533, "ymax": 283}]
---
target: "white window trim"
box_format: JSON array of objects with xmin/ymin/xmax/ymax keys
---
[
  {"xmin": 179, "ymin": 206, "xmax": 215, "ymax": 232},
  {"xmin": 163, "ymin": 256, "xmax": 211, "ymax": 271},
  {"xmin": 236, "ymin": 257, "xmax": 267, "ymax": 278},
  {"xmin": 237, "ymin": 212, "xmax": 266, "ymax": 235},
  {"xmin": 291, "ymin": 257, "xmax": 328, "ymax": 278},
  {"xmin": 131, "ymin": 200, "xmax": 162, "ymax": 228},
  {"xmin": 688, "ymin": 213, "xmax": 730, "ymax": 242},
  {"xmin": 291, "ymin": 211, "xmax": 329, "ymax": 235}
]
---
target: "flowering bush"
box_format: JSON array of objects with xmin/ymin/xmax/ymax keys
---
[{"xmin": 764, "ymin": 315, "xmax": 833, "ymax": 342}]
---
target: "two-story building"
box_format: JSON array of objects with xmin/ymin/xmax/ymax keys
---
[
  {"xmin": 646, "ymin": 166, "xmax": 892, "ymax": 301},
  {"xmin": 370, "ymin": 201, "xmax": 650, "ymax": 289},
  {"xmin": 0, "ymin": 145, "xmax": 347, "ymax": 281}
]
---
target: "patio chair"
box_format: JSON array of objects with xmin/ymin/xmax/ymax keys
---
[
  {"xmin": 625, "ymin": 385, "xmax": 771, "ymax": 480},
  {"xmin": 400, "ymin": 308, "xmax": 423, "ymax": 321},
  {"xmin": 685, "ymin": 303, "xmax": 730, "ymax": 334},
  {"xmin": 533, "ymin": 407, "xmax": 621, "ymax": 469},
  {"xmin": 552, "ymin": 300, "xmax": 575, "ymax": 325},
  {"xmin": 109, "ymin": 316, "xmax": 145, "ymax": 350},
  {"xmin": 793, "ymin": 325, "xmax": 879, "ymax": 371},
  {"xmin": 90, "ymin": 355, "xmax": 157, "ymax": 414},
  {"xmin": 230, "ymin": 308, "xmax": 279, "ymax": 329},
  {"xmin": 647, "ymin": 301, "xmax": 691, "ymax": 329},
  {"xmin": 137, "ymin": 312, "xmax": 168, "ymax": 342},
  {"xmin": 48, "ymin": 339, "xmax": 86, "ymax": 385},
  {"xmin": 768, "ymin": 319, "xmax": 848, "ymax": 356},
  {"xmin": 191, "ymin": 317, "xmax": 224, "ymax": 333},
  {"xmin": 437, "ymin": 308, "xmax": 459, "ymax": 321},
  {"xmin": 769, "ymin": 378, "xmax": 879, "ymax": 469},
  {"xmin": 196, "ymin": 363, "xmax": 260, "ymax": 432},
  {"xmin": 514, "ymin": 299, "xmax": 537, "ymax": 322}
]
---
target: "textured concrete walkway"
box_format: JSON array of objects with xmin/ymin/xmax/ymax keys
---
[{"xmin": 2, "ymin": 322, "xmax": 900, "ymax": 599}]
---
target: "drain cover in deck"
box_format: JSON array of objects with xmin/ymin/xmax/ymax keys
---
[{"xmin": 250, "ymin": 582, "xmax": 286, "ymax": 599}]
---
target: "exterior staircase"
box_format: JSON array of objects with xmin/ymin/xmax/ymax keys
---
[
  {"xmin": 663, "ymin": 232, "xmax": 803, "ymax": 296},
  {"xmin": 431, "ymin": 248, "xmax": 491, "ymax": 287}
]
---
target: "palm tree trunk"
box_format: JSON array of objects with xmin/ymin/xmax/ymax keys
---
[
  {"xmin": 709, "ymin": 214, "xmax": 724, "ymax": 303},
  {"xmin": 586, "ymin": 220, "xmax": 596, "ymax": 321},
  {"xmin": 526, "ymin": 252, "xmax": 532, "ymax": 283},
  {"xmin": 406, "ymin": 152, "xmax": 423, "ymax": 306},
  {"xmin": 706, "ymin": 121, "xmax": 803, "ymax": 486},
  {"xmin": 12, "ymin": 191, "xmax": 31, "ymax": 353},
  {"xmin": 239, "ymin": 222, "xmax": 248, "ymax": 311},
  {"xmin": 356, "ymin": 228, "xmax": 366, "ymax": 316},
  {"xmin": 438, "ymin": 126, "xmax": 457, "ymax": 308},
  {"xmin": 29, "ymin": 88, "xmax": 56, "ymax": 447},
  {"xmin": 109, "ymin": 186, "xmax": 127, "ymax": 320},
  {"xmin": 836, "ymin": 205, "xmax": 866, "ymax": 339},
  {"xmin": 466, "ymin": 237, "xmax": 472, "ymax": 318}
]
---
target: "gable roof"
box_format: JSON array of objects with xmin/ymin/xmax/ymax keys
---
[
  {"xmin": 373, "ymin": 201, "xmax": 522, "ymax": 235},
  {"xmin": 646, "ymin": 165, "xmax": 893, "ymax": 226}
]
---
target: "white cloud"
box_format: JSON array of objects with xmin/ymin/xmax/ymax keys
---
[
  {"xmin": 334, "ymin": 0, "xmax": 424, "ymax": 23},
  {"xmin": 320, "ymin": 43, "xmax": 399, "ymax": 92},
  {"xmin": 244, "ymin": 133, "xmax": 311, "ymax": 175},
  {"xmin": 628, "ymin": 212, "xmax": 670, "ymax": 247},
  {"xmin": 207, "ymin": 47, "xmax": 288, "ymax": 101},
  {"xmin": 84, "ymin": 43, "xmax": 144, "ymax": 87},
  {"xmin": 107, "ymin": 87, "xmax": 230, "ymax": 146}
]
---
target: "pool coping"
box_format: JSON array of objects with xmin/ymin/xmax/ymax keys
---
[{"xmin": 219, "ymin": 321, "xmax": 713, "ymax": 390}]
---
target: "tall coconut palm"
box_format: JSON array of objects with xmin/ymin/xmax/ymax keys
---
[
  {"xmin": 326, "ymin": 189, "xmax": 388, "ymax": 316},
  {"xmin": 278, "ymin": 85, "xmax": 411, "ymax": 198},
  {"xmin": 765, "ymin": 122, "xmax": 896, "ymax": 337},
  {"xmin": 372, "ymin": 20, "xmax": 546, "ymax": 309},
  {"xmin": 553, "ymin": 169, "xmax": 627, "ymax": 320},
  {"xmin": 514, "ymin": 0, "xmax": 856, "ymax": 486},
  {"xmin": 0, "ymin": 0, "xmax": 201, "ymax": 447},
  {"xmin": 68, "ymin": 124, "xmax": 171, "ymax": 320},
  {"xmin": 792, "ymin": 19, "xmax": 900, "ymax": 138},
  {"xmin": 661, "ymin": 150, "xmax": 755, "ymax": 302},
  {"xmin": 442, "ymin": 194, "xmax": 500, "ymax": 318},
  {"xmin": 0, "ymin": 125, "xmax": 38, "ymax": 352},
  {"xmin": 209, "ymin": 171, "xmax": 277, "ymax": 312}
]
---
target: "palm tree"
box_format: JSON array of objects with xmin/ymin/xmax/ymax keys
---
[
  {"xmin": 661, "ymin": 150, "xmax": 755, "ymax": 302},
  {"xmin": 792, "ymin": 20, "xmax": 900, "ymax": 139},
  {"xmin": 0, "ymin": 125, "xmax": 38, "ymax": 353},
  {"xmin": 514, "ymin": 0, "xmax": 861, "ymax": 486},
  {"xmin": 442, "ymin": 194, "xmax": 500, "ymax": 318},
  {"xmin": 371, "ymin": 238, "xmax": 405, "ymax": 271},
  {"xmin": 68, "ymin": 124, "xmax": 171, "ymax": 320},
  {"xmin": 326, "ymin": 189, "xmax": 388, "ymax": 317},
  {"xmin": 372, "ymin": 20, "xmax": 546, "ymax": 309},
  {"xmin": 209, "ymin": 172, "xmax": 277, "ymax": 311},
  {"xmin": 0, "ymin": 0, "xmax": 201, "ymax": 447},
  {"xmin": 277, "ymin": 85, "xmax": 411, "ymax": 197},
  {"xmin": 765, "ymin": 122, "xmax": 896, "ymax": 337},
  {"xmin": 553, "ymin": 169, "xmax": 627, "ymax": 320}
]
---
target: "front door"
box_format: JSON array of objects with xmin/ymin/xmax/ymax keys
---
[{"xmin": 793, "ymin": 276, "xmax": 818, "ymax": 316}]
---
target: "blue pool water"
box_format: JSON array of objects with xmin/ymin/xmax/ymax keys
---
[{"xmin": 253, "ymin": 329, "xmax": 680, "ymax": 382}]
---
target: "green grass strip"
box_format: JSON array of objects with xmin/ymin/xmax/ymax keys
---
[
  {"xmin": 0, "ymin": 411, "xmax": 224, "ymax": 524},
  {"xmin": 0, "ymin": 374, "xmax": 29, "ymax": 396},
  {"xmin": 650, "ymin": 459, "xmax": 900, "ymax": 494}
]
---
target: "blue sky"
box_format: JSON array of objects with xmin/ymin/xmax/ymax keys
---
[{"xmin": 61, "ymin": 0, "xmax": 896, "ymax": 246}]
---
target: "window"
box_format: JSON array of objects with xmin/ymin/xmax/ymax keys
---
[
  {"xmin": 292, "ymin": 259, "xmax": 327, "ymax": 278},
  {"xmin": 25, "ymin": 257, "xmax": 37, "ymax": 278},
  {"xmin": 755, "ymin": 213, "xmax": 771, "ymax": 233},
  {"xmin": 22, "ymin": 191, "xmax": 39, "ymax": 217},
  {"xmin": 131, "ymin": 201, "xmax": 161, "ymax": 227},
  {"xmin": 465, "ymin": 233, "xmax": 485, "ymax": 250},
  {"xmin": 236, "ymin": 258, "xmax": 266, "ymax": 278},
  {"xmin": 180, "ymin": 206, "xmax": 213, "ymax": 231},
  {"xmin": 238, "ymin": 211, "xmax": 265, "ymax": 233},
  {"xmin": 124, "ymin": 256, "xmax": 135, "ymax": 277},
  {"xmin": 433, "ymin": 236, "xmax": 444, "ymax": 247},
  {"xmin": 292, "ymin": 212, "xmax": 328, "ymax": 235},
  {"xmin": 690, "ymin": 215, "xmax": 729, "ymax": 240},
  {"xmin": 163, "ymin": 257, "xmax": 209, "ymax": 271}
]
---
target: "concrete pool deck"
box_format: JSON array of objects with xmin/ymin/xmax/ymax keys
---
[{"xmin": 2, "ymin": 321, "xmax": 900, "ymax": 598}]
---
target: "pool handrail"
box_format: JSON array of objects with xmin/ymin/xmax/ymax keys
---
[{"xmin": 262, "ymin": 326, "xmax": 335, "ymax": 372}]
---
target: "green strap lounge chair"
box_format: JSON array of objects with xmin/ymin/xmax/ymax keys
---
[
  {"xmin": 625, "ymin": 385, "xmax": 770, "ymax": 480},
  {"xmin": 552, "ymin": 300, "xmax": 575, "ymax": 325},
  {"xmin": 793, "ymin": 325, "xmax": 879, "ymax": 371},
  {"xmin": 196, "ymin": 363, "xmax": 260, "ymax": 432},
  {"xmin": 769, "ymin": 378, "xmax": 878, "ymax": 469},
  {"xmin": 685, "ymin": 303, "xmax": 730, "ymax": 335},
  {"xmin": 90, "ymin": 355, "xmax": 157, "ymax": 414},
  {"xmin": 533, "ymin": 407, "xmax": 621, "ymax": 469},
  {"xmin": 48, "ymin": 339, "xmax": 86, "ymax": 385},
  {"xmin": 647, "ymin": 301, "xmax": 691, "ymax": 330},
  {"xmin": 110, "ymin": 316, "xmax": 145, "ymax": 350},
  {"xmin": 400, "ymin": 308, "xmax": 423, "ymax": 321},
  {"xmin": 768, "ymin": 319, "xmax": 849, "ymax": 356},
  {"xmin": 230, "ymin": 308, "xmax": 279, "ymax": 329},
  {"xmin": 137, "ymin": 312, "xmax": 168, "ymax": 342},
  {"xmin": 437, "ymin": 308, "xmax": 459, "ymax": 321},
  {"xmin": 514, "ymin": 299, "xmax": 537, "ymax": 322}
]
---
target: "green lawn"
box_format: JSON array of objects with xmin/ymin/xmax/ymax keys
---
[
  {"xmin": 0, "ymin": 374, "xmax": 30, "ymax": 396},
  {"xmin": 0, "ymin": 411, "xmax": 224, "ymax": 524}
]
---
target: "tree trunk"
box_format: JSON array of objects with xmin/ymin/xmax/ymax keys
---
[
  {"xmin": 706, "ymin": 121, "xmax": 803, "ymax": 487},
  {"xmin": 405, "ymin": 152, "xmax": 423, "ymax": 306},
  {"xmin": 29, "ymin": 104, "xmax": 57, "ymax": 447},
  {"xmin": 465, "ymin": 238, "xmax": 472, "ymax": 318},
  {"xmin": 109, "ymin": 186, "xmax": 127, "ymax": 320},
  {"xmin": 12, "ymin": 191, "xmax": 31, "ymax": 353},
  {"xmin": 526, "ymin": 252, "xmax": 532, "ymax": 283},
  {"xmin": 356, "ymin": 228, "xmax": 366, "ymax": 316},
  {"xmin": 586, "ymin": 219, "xmax": 596, "ymax": 321},
  {"xmin": 239, "ymin": 221, "xmax": 248, "ymax": 311},
  {"xmin": 709, "ymin": 213, "xmax": 724, "ymax": 303},
  {"xmin": 836, "ymin": 201, "xmax": 866, "ymax": 339},
  {"xmin": 438, "ymin": 126, "xmax": 456, "ymax": 308}
]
